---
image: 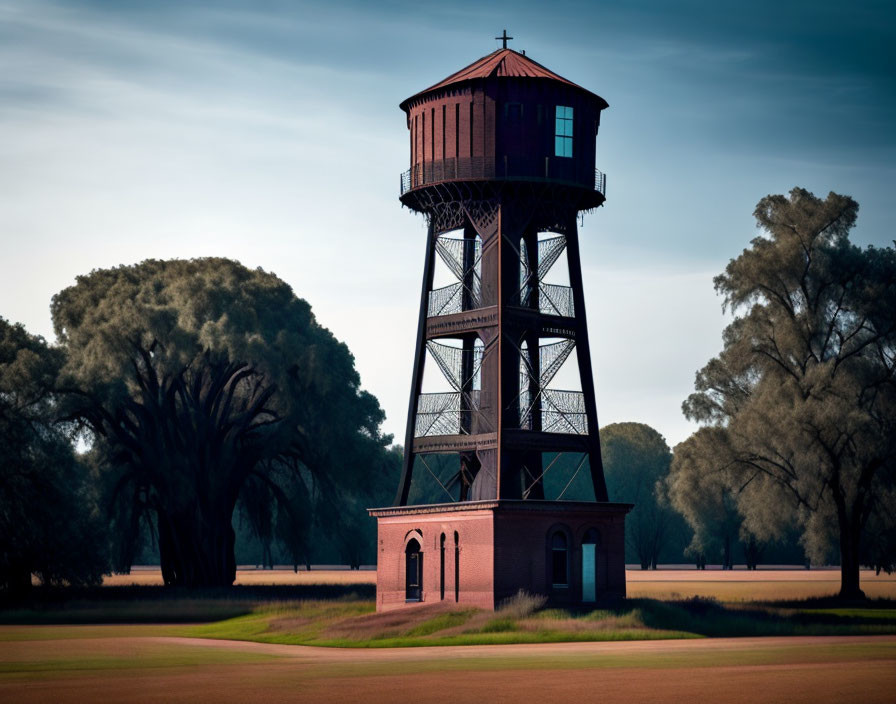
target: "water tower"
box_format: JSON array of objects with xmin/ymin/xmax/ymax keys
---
[{"xmin": 370, "ymin": 36, "xmax": 631, "ymax": 611}]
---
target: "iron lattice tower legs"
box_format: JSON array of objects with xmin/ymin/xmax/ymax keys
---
[{"xmin": 396, "ymin": 181, "xmax": 608, "ymax": 506}]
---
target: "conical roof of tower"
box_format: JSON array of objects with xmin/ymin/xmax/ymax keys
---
[{"xmin": 400, "ymin": 48, "xmax": 607, "ymax": 112}]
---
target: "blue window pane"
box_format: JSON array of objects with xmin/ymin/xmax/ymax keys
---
[
  {"xmin": 582, "ymin": 543, "xmax": 596, "ymax": 602},
  {"xmin": 554, "ymin": 106, "xmax": 574, "ymax": 158},
  {"xmin": 555, "ymin": 136, "xmax": 573, "ymax": 157}
]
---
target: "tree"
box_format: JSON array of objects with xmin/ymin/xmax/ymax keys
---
[
  {"xmin": 0, "ymin": 317, "xmax": 107, "ymax": 594},
  {"xmin": 329, "ymin": 444, "xmax": 402, "ymax": 569},
  {"xmin": 52, "ymin": 258, "xmax": 390, "ymax": 588},
  {"xmin": 667, "ymin": 428, "xmax": 776, "ymax": 570},
  {"xmin": 602, "ymin": 423, "xmax": 680, "ymax": 569},
  {"xmin": 683, "ymin": 188, "xmax": 896, "ymax": 598}
]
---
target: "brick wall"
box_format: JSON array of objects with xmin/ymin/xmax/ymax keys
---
[{"xmin": 371, "ymin": 501, "xmax": 630, "ymax": 612}]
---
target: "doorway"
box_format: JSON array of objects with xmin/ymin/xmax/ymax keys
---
[
  {"xmin": 581, "ymin": 528, "xmax": 600, "ymax": 603},
  {"xmin": 406, "ymin": 538, "xmax": 423, "ymax": 602}
]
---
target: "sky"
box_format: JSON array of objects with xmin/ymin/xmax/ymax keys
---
[{"xmin": 1, "ymin": 0, "xmax": 894, "ymax": 449}]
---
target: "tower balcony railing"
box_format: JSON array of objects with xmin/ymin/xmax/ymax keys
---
[
  {"xmin": 539, "ymin": 283, "xmax": 575, "ymax": 317},
  {"xmin": 541, "ymin": 389, "xmax": 588, "ymax": 434},
  {"xmin": 400, "ymin": 158, "xmax": 607, "ymax": 197},
  {"xmin": 428, "ymin": 283, "xmax": 463, "ymax": 317},
  {"xmin": 517, "ymin": 283, "xmax": 575, "ymax": 318},
  {"xmin": 414, "ymin": 390, "xmax": 491, "ymax": 437},
  {"xmin": 517, "ymin": 389, "xmax": 587, "ymax": 435}
]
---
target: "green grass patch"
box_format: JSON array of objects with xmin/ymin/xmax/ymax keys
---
[
  {"xmin": 0, "ymin": 648, "xmax": 279, "ymax": 675},
  {"xmin": 0, "ymin": 599, "xmax": 254, "ymax": 625},
  {"xmin": 405, "ymin": 610, "xmax": 476, "ymax": 636},
  {"xmin": 478, "ymin": 617, "xmax": 518, "ymax": 633},
  {"xmin": 4, "ymin": 592, "xmax": 896, "ymax": 649}
]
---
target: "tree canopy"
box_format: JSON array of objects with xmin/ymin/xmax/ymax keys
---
[
  {"xmin": 602, "ymin": 422, "xmax": 680, "ymax": 569},
  {"xmin": 0, "ymin": 317, "xmax": 106, "ymax": 593},
  {"xmin": 682, "ymin": 188, "xmax": 896, "ymax": 597},
  {"xmin": 666, "ymin": 428, "xmax": 775, "ymax": 570},
  {"xmin": 51, "ymin": 258, "xmax": 390, "ymax": 588}
]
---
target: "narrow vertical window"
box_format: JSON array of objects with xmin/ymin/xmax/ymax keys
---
[
  {"xmin": 440, "ymin": 533, "xmax": 446, "ymax": 600},
  {"xmin": 469, "ymin": 101, "xmax": 474, "ymax": 157},
  {"xmin": 554, "ymin": 105, "xmax": 573, "ymax": 157},
  {"xmin": 431, "ymin": 108, "xmax": 435, "ymax": 164},
  {"xmin": 442, "ymin": 104, "xmax": 446, "ymax": 163},
  {"xmin": 454, "ymin": 531, "xmax": 460, "ymax": 602},
  {"xmin": 455, "ymin": 103, "xmax": 460, "ymax": 159},
  {"xmin": 551, "ymin": 531, "xmax": 569, "ymax": 587}
]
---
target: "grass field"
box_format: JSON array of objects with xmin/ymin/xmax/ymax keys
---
[
  {"xmin": 2, "ymin": 631, "xmax": 894, "ymax": 703},
  {"xmin": 4, "ymin": 570, "xmax": 896, "ymax": 702},
  {"xmin": 7, "ymin": 570, "xmax": 896, "ymax": 704},
  {"xmin": 5, "ymin": 570, "xmax": 896, "ymax": 646}
]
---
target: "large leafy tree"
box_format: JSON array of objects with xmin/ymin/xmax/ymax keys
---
[
  {"xmin": 52, "ymin": 258, "xmax": 389, "ymax": 588},
  {"xmin": 667, "ymin": 428, "xmax": 776, "ymax": 570},
  {"xmin": 602, "ymin": 423, "xmax": 681, "ymax": 569},
  {"xmin": 683, "ymin": 189, "xmax": 896, "ymax": 598},
  {"xmin": 0, "ymin": 317, "xmax": 106, "ymax": 594}
]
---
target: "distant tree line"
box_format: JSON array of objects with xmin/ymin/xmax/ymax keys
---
[{"xmin": 1, "ymin": 189, "xmax": 893, "ymax": 600}]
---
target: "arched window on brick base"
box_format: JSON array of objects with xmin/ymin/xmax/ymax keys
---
[
  {"xmin": 550, "ymin": 531, "xmax": 569, "ymax": 589},
  {"xmin": 406, "ymin": 538, "xmax": 422, "ymax": 602}
]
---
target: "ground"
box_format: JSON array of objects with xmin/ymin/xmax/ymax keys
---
[
  {"xmin": 3, "ymin": 631, "xmax": 895, "ymax": 703},
  {"xmin": 3, "ymin": 569, "xmax": 895, "ymax": 702}
]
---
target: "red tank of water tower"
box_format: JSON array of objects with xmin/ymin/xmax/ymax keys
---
[{"xmin": 399, "ymin": 47, "xmax": 608, "ymax": 207}]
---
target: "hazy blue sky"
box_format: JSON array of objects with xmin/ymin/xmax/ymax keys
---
[{"xmin": 1, "ymin": 0, "xmax": 893, "ymax": 447}]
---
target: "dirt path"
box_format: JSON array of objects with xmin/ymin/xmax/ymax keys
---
[{"xmin": 3, "ymin": 633, "xmax": 895, "ymax": 703}]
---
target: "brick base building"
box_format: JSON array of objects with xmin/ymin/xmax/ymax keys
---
[{"xmin": 369, "ymin": 501, "xmax": 631, "ymax": 611}]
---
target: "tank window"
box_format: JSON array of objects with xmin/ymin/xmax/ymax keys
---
[{"xmin": 554, "ymin": 105, "xmax": 573, "ymax": 157}]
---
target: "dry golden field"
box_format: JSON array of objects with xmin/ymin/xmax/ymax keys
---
[
  {"xmin": 103, "ymin": 567, "xmax": 896, "ymax": 601},
  {"xmin": 626, "ymin": 568, "xmax": 896, "ymax": 601}
]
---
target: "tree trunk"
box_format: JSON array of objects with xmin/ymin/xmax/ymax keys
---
[
  {"xmin": 156, "ymin": 509, "xmax": 236, "ymax": 588},
  {"xmin": 833, "ymin": 486, "xmax": 866, "ymax": 600},
  {"xmin": 4, "ymin": 567, "xmax": 33, "ymax": 596},
  {"xmin": 839, "ymin": 522, "xmax": 865, "ymax": 600}
]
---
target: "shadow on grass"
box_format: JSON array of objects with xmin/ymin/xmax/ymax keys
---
[
  {"xmin": 3, "ymin": 587, "xmax": 895, "ymax": 642},
  {"xmin": 625, "ymin": 597, "xmax": 896, "ymax": 637},
  {"xmin": 0, "ymin": 584, "xmax": 375, "ymax": 625}
]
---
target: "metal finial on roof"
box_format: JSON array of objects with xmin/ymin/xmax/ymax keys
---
[{"xmin": 495, "ymin": 29, "xmax": 513, "ymax": 49}]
